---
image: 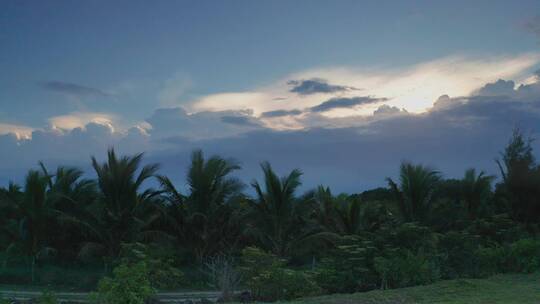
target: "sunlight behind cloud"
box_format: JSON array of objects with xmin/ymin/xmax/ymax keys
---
[
  {"xmin": 0, "ymin": 123, "xmax": 34, "ymax": 139},
  {"xmin": 188, "ymin": 53, "xmax": 540, "ymax": 126},
  {"xmin": 48, "ymin": 112, "xmax": 116, "ymax": 130}
]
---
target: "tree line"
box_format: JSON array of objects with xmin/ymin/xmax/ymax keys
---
[{"xmin": 0, "ymin": 128, "xmax": 539, "ymax": 300}]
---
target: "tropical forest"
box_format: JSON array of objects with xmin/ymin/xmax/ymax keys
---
[{"xmin": 0, "ymin": 128, "xmax": 539, "ymax": 303}]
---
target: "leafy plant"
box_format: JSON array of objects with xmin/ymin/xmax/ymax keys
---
[
  {"xmin": 92, "ymin": 261, "xmax": 155, "ymax": 304},
  {"xmin": 239, "ymin": 247, "xmax": 321, "ymax": 301},
  {"xmin": 374, "ymin": 249, "xmax": 440, "ymax": 289},
  {"xmin": 119, "ymin": 242, "xmax": 185, "ymax": 290},
  {"xmin": 315, "ymin": 235, "xmax": 377, "ymax": 293},
  {"xmin": 38, "ymin": 290, "xmax": 59, "ymax": 304},
  {"xmin": 507, "ymin": 238, "xmax": 540, "ymax": 273}
]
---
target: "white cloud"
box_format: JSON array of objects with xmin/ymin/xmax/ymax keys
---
[
  {"xmin": 0, "ymin": 123, "xmax": 34, "ymax": 139},
  {"xmin": 188, "ymin": 53, "xmax": 540, "ymax": 126},
  {"xmin": 48, "ymin": 112, "xmax": 117, "ymax": 131}
]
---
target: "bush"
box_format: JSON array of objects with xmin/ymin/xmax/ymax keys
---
[
  {"xmin": 119, "ymin": 243, "xmax": 185, "ymax": 290},
  {"xmin": 474, "ymin": 245, "xmax": 507, "ymax": 277},
  {"xmin": 507, "ymin": 238, "xmax": 540, "ymax": 273},
  {"xmin": 374, "ymin": 249, "xmax": 440, "ymax": 289},
  {"xmin": 438, "ymin": 231, "xmax": 480, "ymax": 278},
  {"xmin": 467, "ymin": 215, "xmax": 527, "ymax": 245},
  {"xmin": 37, "ymin": 290, "xmax": 58, "ymax": 304},
  {"xmin": 92, "ymin": 261, "xmax": 155, "ymax": 304},
  {"xmin": 314, "ymin": 235, "xmax": 378, "ymax": 293},
  {"xmin": 240, "ymin": 247, "xmax": 321, "ymax": 301}
]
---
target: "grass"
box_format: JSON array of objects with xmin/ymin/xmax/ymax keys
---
[{"xmin": 290, "ymin": 272, "xmax": 540, "ymax": 304}]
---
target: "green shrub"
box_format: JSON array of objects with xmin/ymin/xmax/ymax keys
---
[
  {"xmin": 92, "ymin": 261, "xmax": 155, "ymax": 304},
  {"xmin": 507, "ymin": 238, "xmax": 540, "ymax": 273},
  {"xmin": 374, "ymin": 249, "xmax": 440, "ymax": 289},
  {"xmin": 438, "ymin": 231, "xmax": 480, "ymax": 278},
  {"xmin": 384, "ymin": 223, "xmax": 439, "ymax": 255},
  {"xmin": 468, "ymin": 215, "xmax": 527, "ymax": 245},
  {"xmin": 119, "ymin": 242, "xmax": 185, "ymax": 290},
  {"xmin": 474, "ymin": 245, "xmax": 507, "ymax": 277},
  {"xmin": 37, "ymin": 290, "xmax": 58, "ymax": 304},
  {"xmin": 240, "ymin": 247, "xmax": 321, "ymax": 301},
  {"xmin": 315, "ymin": 235, "xmax": 378, "ymax": 293}
]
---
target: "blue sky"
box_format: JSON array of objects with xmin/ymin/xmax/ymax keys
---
[{"xmin": 1, "ymin": 1, "xmax": 540, "ymax": 192}]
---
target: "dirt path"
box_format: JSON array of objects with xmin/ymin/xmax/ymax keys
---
[{"xmin": 0, "ymin": 290, "xmax": 221, "ymax": 303}]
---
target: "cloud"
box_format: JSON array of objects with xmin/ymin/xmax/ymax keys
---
[
  {"xmin": 373, "ymin": 104, "xmax": 406, "ymax": 116},
  {"xmin": 287, "ymin": 78, "xmax": 360, "ymax": 95},
  {"xmin": 221, "ymin": 115, "xmax": 261, "ymax": 127},
  {"xmin": 0, "ymin": 121, "xmax": 151, "ymax": 185},
  {"xmin": 41, "ymin": 81, "xmax": 112, "ymax": 98},
  {"xmin": 474, "ymin": 79, "xmax": 516, "ymax": 96},
  {"xmin": 2, "ymin": 77, "xmax": 540, "ymax": 192},
  {"xmin": 310, "ymin": 96, "xmax": 387, "ymax": 113},
  {"xmin": 48, "ymin": 112, "xmax": 117, "ymax": 130},
  {"xmin": 189, "ymin": 54, "xmax": 540, "ymax": 119},
  {"xmin": 0, "ymin": 123, "xmax": 34, "ymax": 139},
  {"xmin": 260, "ymin": 109, "xmax": 303, "ymax": 118},
  {"xmin": 146, "ymin": 107, "xmax": 261, "ymax": 140},
  {"xmin": 179, "ymin": 79, "xmax": 540, "ymax": 191},
  {"xmin": 4, "ymin": 55, "xmax": 540, "ymax": 191}
]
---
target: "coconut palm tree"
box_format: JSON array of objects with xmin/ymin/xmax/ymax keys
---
[
  {"xmin": 312, "ymin": 186, "xmax": 390, "ymax": 235},
  {"xmin": 311, "ymin": 186, "xmax": 340, "ymax": 233},
  {"xmin": 3, "ymin": 171, "xmax": 79, "ymax": 282},
  {"xmin": 37, "ymin": 164, "xmax": 98, "ymax": 258},
  {"xmin": 158, "ymin": 149, "xmax": 245, "ymax": 262},
  {"xmin": 460, "ymin": 168, "xmax": 495, "ymax": 220},
  {"xmin": 247, "ymin": 162, "xmax": 336, "ymax": 257},
  {"xmin": 387, "ymin": 162, "xmax": 441, "ymax": 223},
  {"xmin": 79, "ymin": 149, "xmax": 164, "ymax": 261}
]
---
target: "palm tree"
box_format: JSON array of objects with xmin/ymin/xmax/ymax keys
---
[
  {"xmin": 312, "ymin": 186, "xmax": 340, "ymax": 233},
  {"xmin": 460, "ymin": 169, "xmax": 495, "ymax": 220},
  {"xmin": 387, "ymin": 162, "xmax": 440, "ymax": 223},
  {"xmin": 80, "ymin": 149, "xmax": 163, "ymax": 261},
  {"xmin": 247, "ymin": 162, "xmax": 336, "ymax": 257},
  {"xmin": 38, "ymin": 164, "xmax": 98, "ymax": 258},
  {"xmin": 312, "ymin": 186, "xmax": 390, "ymax": 235},
  {"xmin": 158, "ymin": 150, "xmax": 245, "ymax": 262},
  {"xmin": 496, "ymin": 128, "xmax": 540, "ymax": 223},
  {"xmin": 4, "ymin": 171, "xmax": 60, "ymax": 282}
]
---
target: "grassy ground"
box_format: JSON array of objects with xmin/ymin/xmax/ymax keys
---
[{"xmin": 291, "ymin": 272, "xmax": 540, "ymax": 304}]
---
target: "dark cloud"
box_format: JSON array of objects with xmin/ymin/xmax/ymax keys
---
[
  {"xmin": 146, "ymin": 107, "xmax": 260, "ymax": 140},
  {"xmin": 474, "ymin": 79, "xmax": 515, "ymax": 96},
  {"xmin": 260, "ymin": 109, "xmax": 303, "ymax": 118},
  {"xmin": 373, "ymin": 104, "xmax": 405, "ymax": 116},
  {"xmin": 310, "ymin": 96, "xmax": 387, "ymax": 112},
  {"xmin": 41, "ymin": 81, "xmax": 111, "ymax": 97},
  {"xmin": 288, "ymin": 78, "xmax": 360, "ymax": 95},
  {"xmin": 221, "ymin": 115, "xmax": 261, "ymax": 126},
  {"xmin": 524, "ymin": 15, "xmax": 540, "ymax": 37},
  {"xmin": 3, "ymin": 78, "xmax": 540, "ymax": 193}
]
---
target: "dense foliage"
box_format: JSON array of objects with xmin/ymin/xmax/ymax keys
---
[{"xmin": 1, "ymin": 128, "xmax": 540, "ymax": 302}]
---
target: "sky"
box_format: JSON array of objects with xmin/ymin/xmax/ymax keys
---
[{"xmin": 1, "ymin": 0, "xmax": 540, "ymax": 192}]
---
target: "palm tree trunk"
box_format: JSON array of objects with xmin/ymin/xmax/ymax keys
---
[{"xmin": 31, "ymin": 255, "xmax": 36, "ymax": 284}]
